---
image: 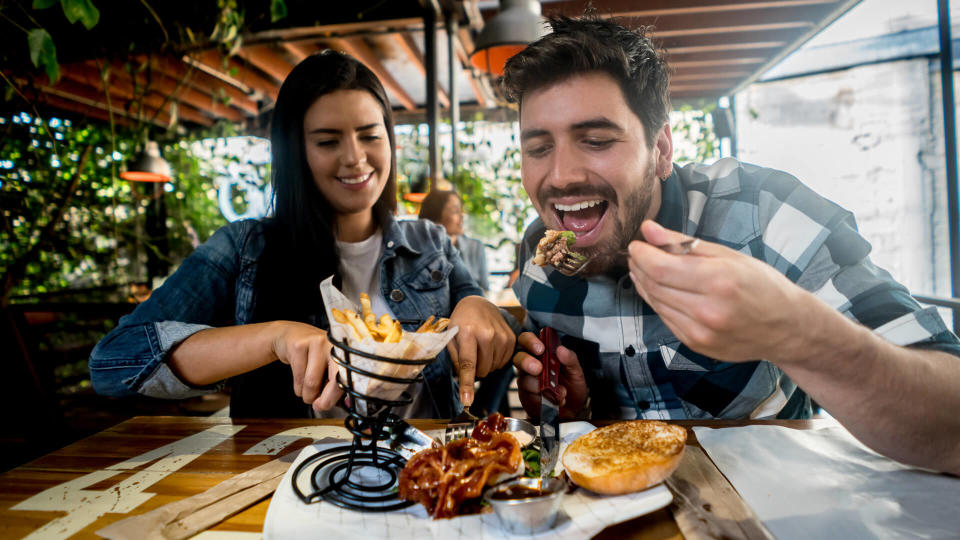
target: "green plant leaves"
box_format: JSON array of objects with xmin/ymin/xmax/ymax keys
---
[
  {"xmin": 270, "ymin": 0, "xmax": 287, "ymax": 22},
  {"xmin": 32, "ymin": 0, "xmax": 59, "ymax": 9},
  {"xmin": 61, "ymin": 0, "xmax": 100, "ymax": 30},
  {"xmin": 27, "ymin": 29, "xmax": 60, "ymax": 83}
]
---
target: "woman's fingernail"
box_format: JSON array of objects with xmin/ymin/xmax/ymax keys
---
[{"xmin": 462, "ymin": 391, "xmax": 474, "ymax": 406}]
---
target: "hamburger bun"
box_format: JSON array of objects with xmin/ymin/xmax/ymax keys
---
[{"xmin": 562, "ymin": 420, "xmax": 687, "ymax": 495}]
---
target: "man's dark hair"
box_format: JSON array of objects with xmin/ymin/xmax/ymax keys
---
[{"xmin": 502, "ymin": 16, "xmax": 670, "ymax": 147}]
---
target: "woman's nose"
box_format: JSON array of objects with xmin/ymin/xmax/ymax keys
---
[{"xmin": 340, "ymin": 136, "xmax": 365, "ymax": 166}]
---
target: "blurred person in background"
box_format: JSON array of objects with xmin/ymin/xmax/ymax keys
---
[
  {"xmin": 419, "ymin": 189, "xmax": 514, "ymax": 416},
  {"xmin": 418, "ymin": 189, "xmax": 489, "ymax": 292}
]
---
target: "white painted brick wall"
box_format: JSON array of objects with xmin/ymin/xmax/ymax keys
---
[{"xmin": 734, "ymin": 59, "xmax": 951, "ymax": 310}]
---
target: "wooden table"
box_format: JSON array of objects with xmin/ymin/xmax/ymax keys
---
[{"xmin": 0, "ymin": 416, "xmax": 832, "ymax": 539}]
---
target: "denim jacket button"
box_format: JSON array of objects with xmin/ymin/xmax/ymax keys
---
[
  {"xmin": 390, "ymin": 289, "xmax": 405, "ymax": 302},
  {"xmin": 387, "ymin": 240, "xmax": 395, "ymax": 248},
  {"xmin": 430, "ymin": 269, "xmax": 443, "ymax": 282}
]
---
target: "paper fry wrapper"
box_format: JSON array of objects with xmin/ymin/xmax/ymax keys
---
[{"xmin": 319, "ymin": 276, "xmax": 458, "ymax": 412}]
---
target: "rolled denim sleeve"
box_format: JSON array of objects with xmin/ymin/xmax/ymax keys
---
[{"xmin": 90, "ymin": 222, "xmax": 250, "ymax": 399}]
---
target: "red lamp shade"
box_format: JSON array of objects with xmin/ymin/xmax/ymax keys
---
[
  {"xmin": 469, "ymin": 0, "xmax": 546, "ymax": 76},
  {"xmin": 120, "ymin": 141, "xmax": 172, "ymax": 183}
]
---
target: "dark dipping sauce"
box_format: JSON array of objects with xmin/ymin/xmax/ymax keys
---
[{"xmin": 489, "ymin": 485, "xmax": 551, "ymax": 500}]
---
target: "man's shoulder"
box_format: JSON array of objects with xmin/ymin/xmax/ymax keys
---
[{"xmin": 675, "ymin": 157, "xmax": 803, "ymax": 200}]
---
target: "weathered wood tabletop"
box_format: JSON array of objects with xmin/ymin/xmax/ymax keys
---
[{"xmin": 0, "ymin": 416, "xmax": 830, "ymax": 539}]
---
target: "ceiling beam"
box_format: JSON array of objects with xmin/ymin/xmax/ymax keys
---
[
  {"xmin": 25, "ymin": 77, "xmax": 173, "ymax": 128},
  {"xmin": 281, "ymin": 42, "xmax": 317, "ymax": 64},
  {"xmin": 241, "ymin": 17, "xmax": 425, "ymax": 47},
  {"xmin": 325, "ymin": 37, "xmax": 417, "ymax": 111},
  {"xmin": 455, "ymin": 26, "xmax": 490, "ymax": 107},
  {"xmin": 502, "ymin": 0, "xmax": 841, "ymax": 18},
  {"xmin": 393, "ymin": 33, "xmax": 450, "ymax": 108},
  {"xmin": 242, "ymin": 45, "xmax": 296, "ymax": 84},
  {"xmin": 84, "ymin": 60, "xmax": 245, "ymax": 124},
  {"xmin": 190, "ymin": 50, "xmax": 280, "ymax": 101},
  {"xmin": 147, "ymin": 55, "xmax": 260, "ymax": 116},
  {"xmin": 56, "ymin": 70, "xmax": 215, "ymax": 127}
]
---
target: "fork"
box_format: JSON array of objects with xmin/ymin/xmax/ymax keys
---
[
  {"xmin": 555, "ymin": 239, "xmax": 700, "ymax": 276},
  {"xmin": 442, "ymin": 407, "xmax": 479, "ymax": 443}
]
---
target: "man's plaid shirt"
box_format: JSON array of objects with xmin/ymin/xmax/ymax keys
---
[{"xmin": 513, "ymin": 158, "xmax": 960, "ymax": 420}]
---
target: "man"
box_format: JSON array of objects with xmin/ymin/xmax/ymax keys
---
[{"xmin": 507, "ymin": 16, "xmax": 960, "ymax": 476}]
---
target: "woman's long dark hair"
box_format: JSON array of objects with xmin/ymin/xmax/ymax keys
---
[
  {"xmin": 254, "ymin": 50, "xmax": 397, "ymax": 324},
  {"xmin": 236, "ymin": 51, "xmax": 398, "ymax": 417}
]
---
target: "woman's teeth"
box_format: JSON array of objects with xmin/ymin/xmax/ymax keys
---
[
  {"xmin": 338, "ymin": 172, "xmax": 371, "ymax": 185},
  {"xmin": 554, "ymin": 199, "xmax": 603, "ymax": 212}
]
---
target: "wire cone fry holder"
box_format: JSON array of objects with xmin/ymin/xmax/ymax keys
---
[
  {"xmin": 292, "ymin": 335, "xmax": 434, "ymax": 511},
  {"xmin": 291, "ymin": 277, "xmax": 459, "ymax": 511}
]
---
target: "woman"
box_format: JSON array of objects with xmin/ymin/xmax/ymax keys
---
[
  {"xmin": 89, "ymin": 51, "xmax": 514, "ymax": 418},
  {"xmin": 418, "ymin": 190, "xmax": 489, "ymax": 292}
]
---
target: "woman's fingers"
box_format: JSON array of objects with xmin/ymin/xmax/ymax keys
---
[{"xmin": 301, "ymin": 339, "xmax": 327, "ymax": 404}]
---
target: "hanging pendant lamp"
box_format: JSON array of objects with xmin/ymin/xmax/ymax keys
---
[
  {"xmin": 469, "ymin": 0, "xmax": 546, "ymax": 76},
  {"xmin": 120, "ymin": 140, "xmax": 172, "ymax": 183}
]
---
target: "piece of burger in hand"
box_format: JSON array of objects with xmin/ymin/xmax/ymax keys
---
[{"xmin": 562, "ymin": 420, "xmax": 687, "ymax": 495}]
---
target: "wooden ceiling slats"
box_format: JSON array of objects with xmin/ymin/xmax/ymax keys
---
[
  {"xmin": 191, "ymin": 51, "xmax": 280, "ymax": 101},
  {"xmin": 46, "ymin": 69, "xmax": 216, "ymax": 127},
  {"xmin": 509, "ymin": 0, "xmax": 839, "ymax": 19},
  {"xmin": 325, "ymin": 37, "xmax": 418, "ymax": 111},
  {"xmin": 11, "ymin": 1, "xmax": 857, "ymax": 128},
  {"xmin": 32, "ymin": 78, "xmax": 174, "ymax": 127},
  {"xmin": 455, "ymin": 26, "xmax": 490, "ymax": 108},
  {"xmin": 393, "ymin": 33, "xmax": 451, "ymax": 108},
  {"xmin": 280, "ymin": 42, "xmax": 316, "ymax": 64},
  {"xmin": 242, "ymin": 45, "xmax": 296, "ymax": 85},
  {"xmin": 36, "ymin": 93, "xmax": 133, "ymax": 127},
  {"xmin": 84, "ymin": 61, "xmax": 244, "ymax": 125},
  {"xmin": 148, "ymin": 56, "xmax": 260, "ymax": 116}
]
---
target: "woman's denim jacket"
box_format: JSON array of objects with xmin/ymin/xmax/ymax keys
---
[{"xmin": 89, "ymin": 215, "xmax": 483, "ymax": 418}]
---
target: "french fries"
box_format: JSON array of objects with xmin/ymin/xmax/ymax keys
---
[{"xmin": 330, "ymin": 293, "xmax": 451, "ymax": 344}]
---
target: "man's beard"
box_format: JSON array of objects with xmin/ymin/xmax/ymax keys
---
[{"xmin": 577, "ymin": 160, "xmax": 658, "ymax": 276}]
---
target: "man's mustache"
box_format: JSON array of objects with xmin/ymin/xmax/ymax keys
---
[{"xmin": 537, "ymin": 183, "xmax": 618, "ymax": 209}]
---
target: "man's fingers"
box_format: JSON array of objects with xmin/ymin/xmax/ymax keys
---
[
  {"xmin": 517, "ymin": 331, "xmax": 544, "ymax": 356},
  {"xmin": 513, "ymin": 351, "xmax": 543, "ymax": 375}
]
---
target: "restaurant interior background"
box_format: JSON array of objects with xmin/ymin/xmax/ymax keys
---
[{"xmin": 2, "ymin": 0, "xmax": 959, "ymax": 472}]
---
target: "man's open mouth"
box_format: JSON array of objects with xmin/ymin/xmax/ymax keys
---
[{"xmin": 553, "ymin": 199, "xmax": 609, "ymax": 234}]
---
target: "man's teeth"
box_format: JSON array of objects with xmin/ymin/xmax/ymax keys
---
[
  {"xmin": 554, "ymin": 199, "xmax": 603, "ymax": 212},
  {"xmin": 338, "ymin": 172, "xmax": 371, "ymax": 185}
]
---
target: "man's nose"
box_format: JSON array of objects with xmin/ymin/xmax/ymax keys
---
[{"xmin": 546, "ymin": 141, "xmax": 584, "ymax": 188}]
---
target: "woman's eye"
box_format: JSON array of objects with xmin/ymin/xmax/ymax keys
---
[
  {"xmin": 362, "ymin": 135, "xmax": 381, "ymax": 141},
  {"xmin": 314, "ymin": 140, "xmax": 337, "ymax": 147}
]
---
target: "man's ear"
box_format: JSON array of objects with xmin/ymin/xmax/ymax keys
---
[{"xmin": 654, "ymin": 123, "xmax": 673, "ymax": 179}]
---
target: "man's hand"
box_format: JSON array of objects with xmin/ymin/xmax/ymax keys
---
[
  {"xmin": 512, "ymin": 331, "xmax": 589, "ymax": 419},
  {"xmin": 628, "ymin": 220, "xmax": 812, "ymax": 364},
  {"xmin": 271, "ymin": 321, "xmax": 342, "ymax": 412},
  {"xmin": 447, "ymin": 296, "xmax": 516, "ymax": 406}
]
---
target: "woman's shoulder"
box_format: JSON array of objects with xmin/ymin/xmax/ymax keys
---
[
  {"xmin": 391, "ymin": 218, "xmax": 448, "ymax": 248},
  {"xmin": 197, "ymin": 218, "xmax": 268, "ymax": 260}
]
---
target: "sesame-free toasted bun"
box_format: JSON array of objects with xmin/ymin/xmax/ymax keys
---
[{"xmin": 562, "ymin": 420, "xmax": 687, "ymax": 495}]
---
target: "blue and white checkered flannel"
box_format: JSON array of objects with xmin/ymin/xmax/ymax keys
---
[{"xmin": 513, "ymin": 158, "xmax": 960, "ymax": 420}]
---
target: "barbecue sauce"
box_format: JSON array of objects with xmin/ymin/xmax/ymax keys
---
[{"xmin": 489, "ymin": 485, "xmax": 550, "ymax": 500}]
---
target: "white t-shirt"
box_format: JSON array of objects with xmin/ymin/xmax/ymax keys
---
[{"xmin": 313, "ymin": 229, "xmax": 433, "ymax": 419}]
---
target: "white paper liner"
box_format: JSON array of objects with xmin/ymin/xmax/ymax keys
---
[{"xmin": 319, "ymin": 276, "xmax": 458, "ymax": 411}]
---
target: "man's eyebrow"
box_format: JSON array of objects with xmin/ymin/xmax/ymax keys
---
[
  {"xmin": 520, "ymin": 128, "xmax": 549, "ymax": 143},
  {"xmin": 307, "ymin": 123, "xmax": 381, "ymax": 135},
  {"xmin": 570, "ymin": 117, "xmax": 623, "ymax": 132}
]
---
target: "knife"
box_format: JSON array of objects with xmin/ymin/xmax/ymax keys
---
[{"xmin": 538, "ymin": 327, "xmax": 561, "ymax": 480}]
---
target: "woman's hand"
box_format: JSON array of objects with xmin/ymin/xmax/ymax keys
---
[
  {"xmin": 271, "ymin": 321, "xmax": 342, "ymax": 412},
  {"xmin": 447, "ymin": 296, "xmax": 516, "ymax": 406}
]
